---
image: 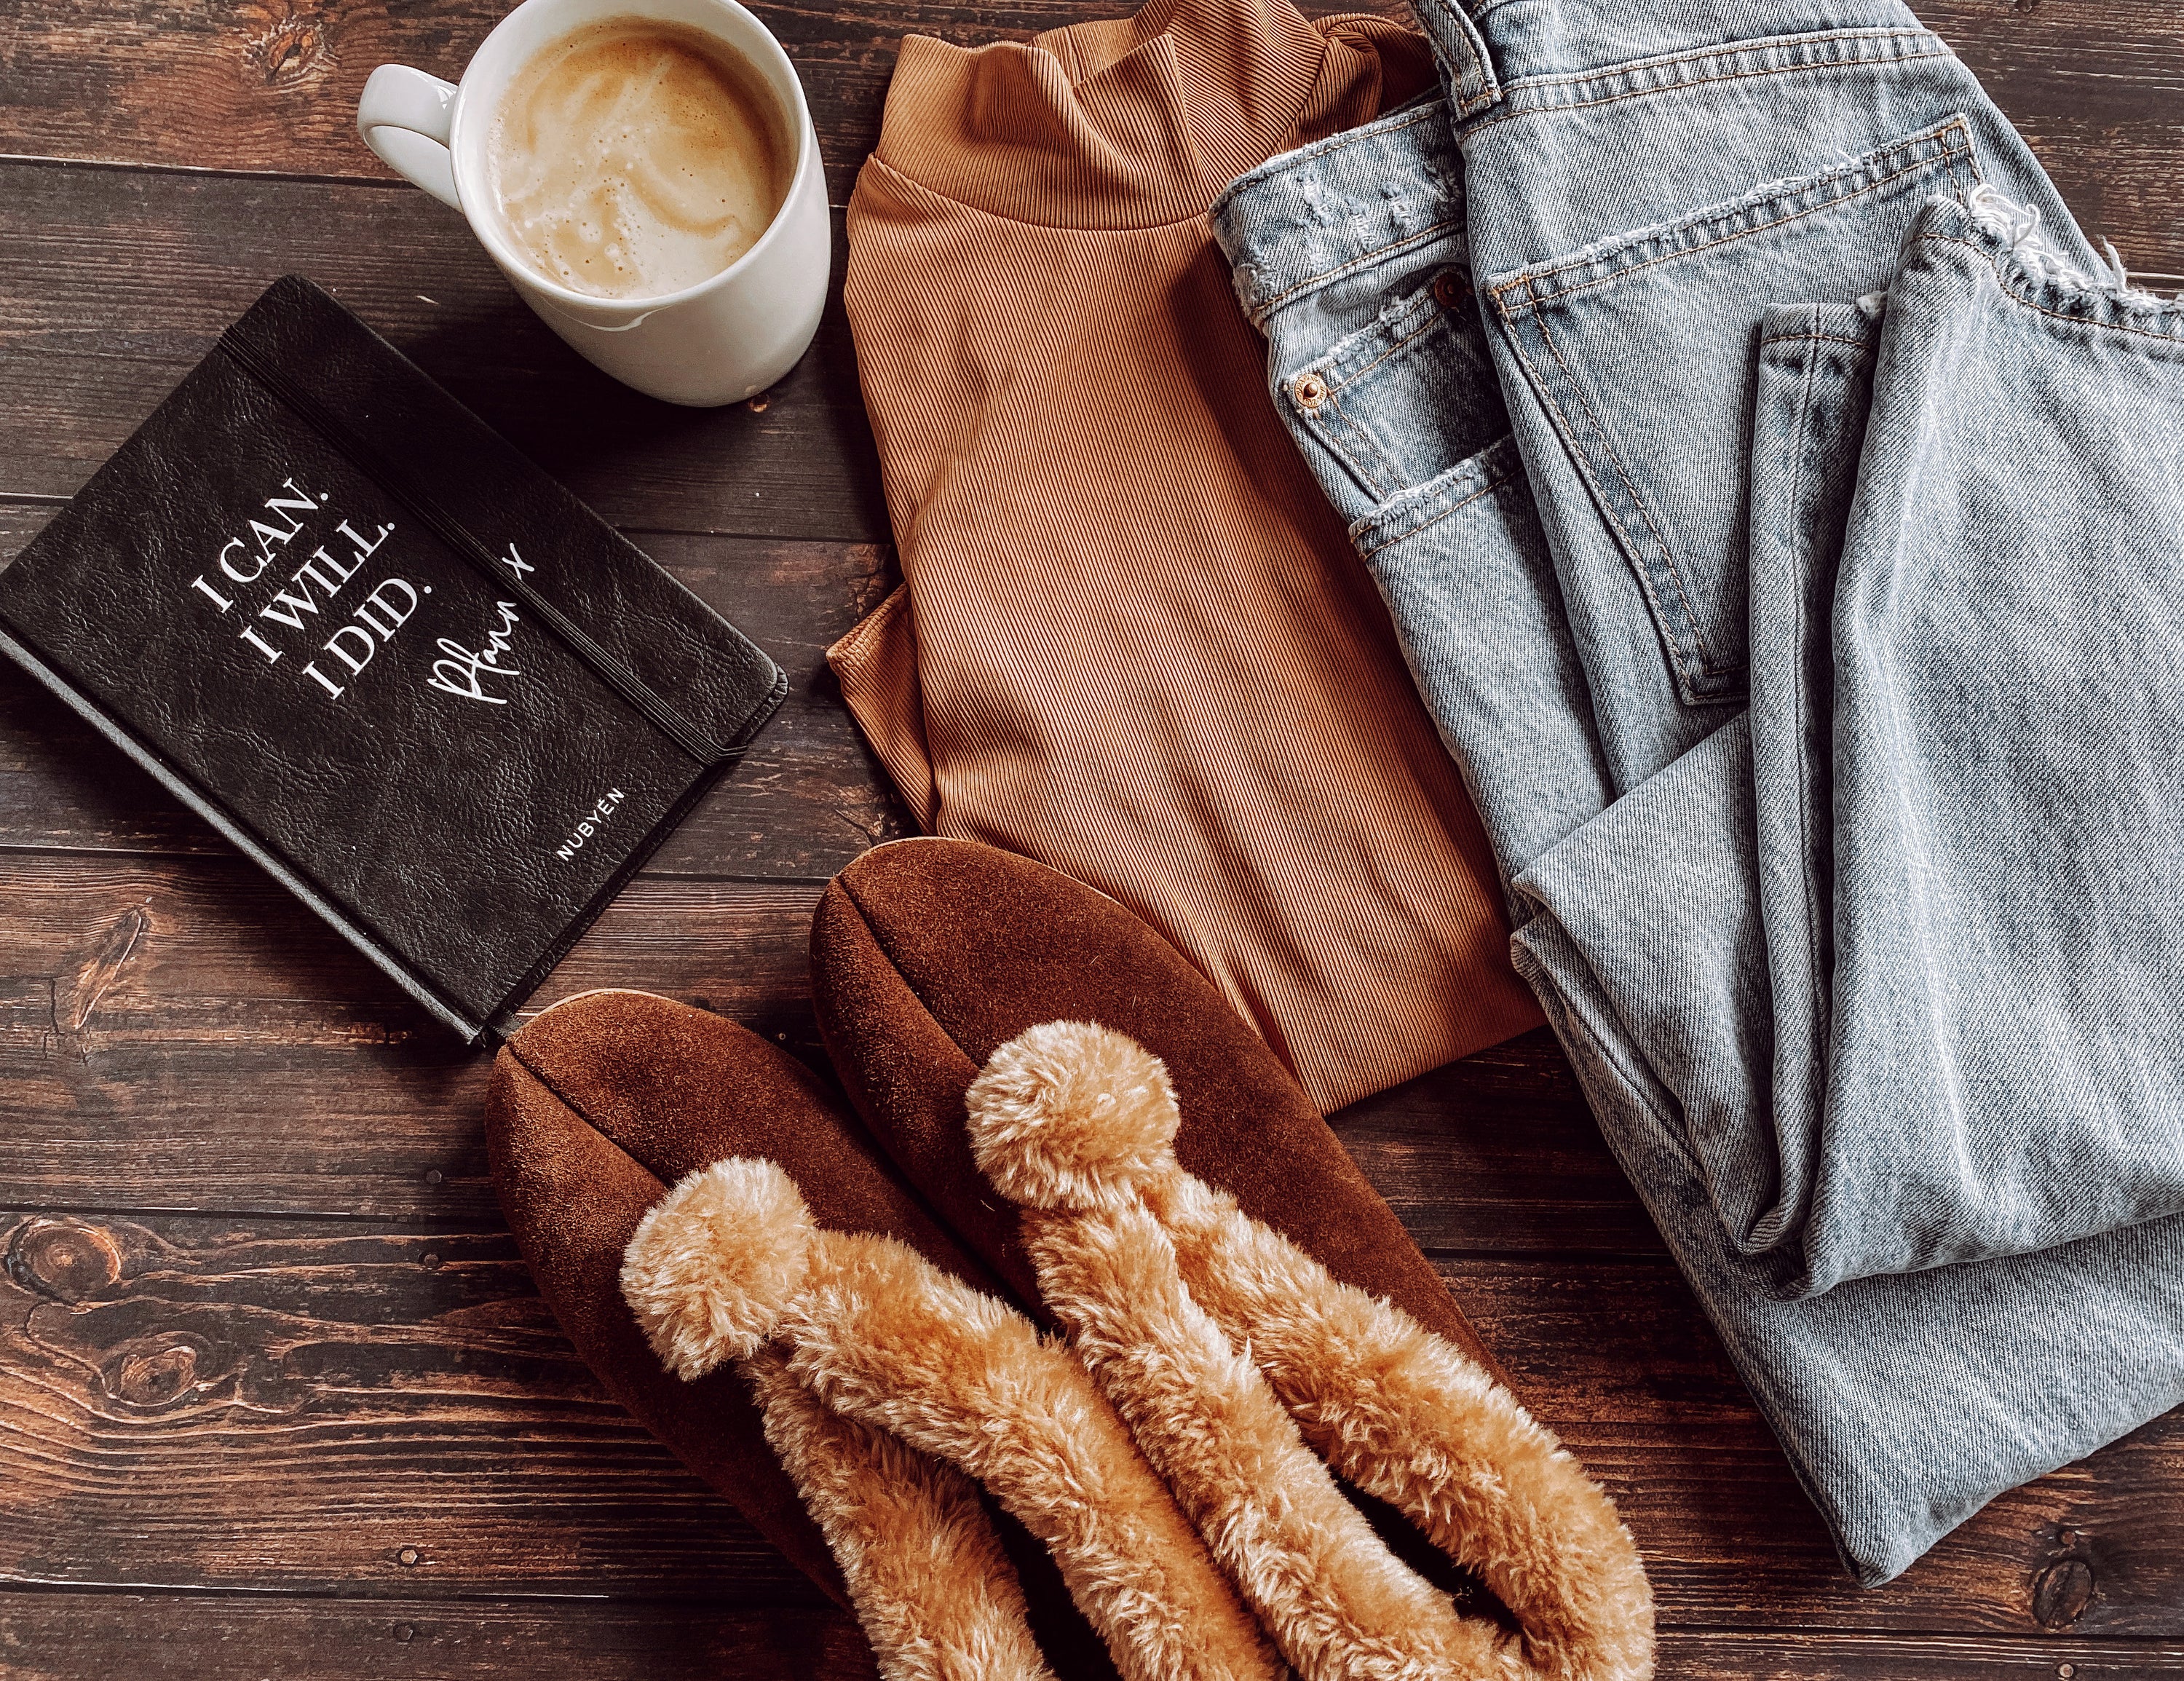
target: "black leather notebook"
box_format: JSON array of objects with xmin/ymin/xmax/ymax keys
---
[{"xmin": 0, "ymin": 275, "xmax": 786, "ymax": 1044}]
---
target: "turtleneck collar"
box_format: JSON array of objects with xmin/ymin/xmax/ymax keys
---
[{"xmin": 867, "ymin": 0, "xmax": 1432, "ymax": 229}]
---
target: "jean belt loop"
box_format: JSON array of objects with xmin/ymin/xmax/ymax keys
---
[{"xmin": 1406, "ymin": 0, "xmax": 1504, "ymax": 118}]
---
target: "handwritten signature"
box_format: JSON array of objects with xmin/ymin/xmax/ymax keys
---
[{"xmin": 427, "ymin": 601, "xmax": 523, "ymax": 705}]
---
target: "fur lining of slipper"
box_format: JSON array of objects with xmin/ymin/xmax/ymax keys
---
[
  {"xmin": 972, "ymin": 1025, "xmax": 1508, "ymax": 1681},
  {"xmin": 624, "ymin": 1166, "xmax": 1048, "ymax": 1680},
  {"xmin": 969, "ymin": 1021, "xmax": 1657, "ymax": 1681},
  {"xmin": 1149, "ymin": 1168, "xmax": 1655, "ymax": 1681},
  {"xmin": 622, "ymin": 1158, "xmax": 1283, "ymax": 1681},
  {"xmin": 743, "ymin": 1350, "xmax": 1056, "ymax": 1681}
]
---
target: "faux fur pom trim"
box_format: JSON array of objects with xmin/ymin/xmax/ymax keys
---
[
  {"xmin": 742, "ymin": 1350, "xmax": 1056, "ymax": 1681},
  {"xmin": 967, "ymin": 1021, "xmax": 1179, "ymax": 1211},
  {"xmin": 968, "ymin": 1022, "xmax": 1657, "ymax": 1681},
  {"xmin": 625, "ymin": 1162, "xmax": 1051, "ymax": 1681},
  {"xmin": 625, "ymin": 1158, "xmax": 1283, "ymax": 1681},
  {"xmin": 622, "ymin": 1156, "xmax": 813, "ymax": 1379}
]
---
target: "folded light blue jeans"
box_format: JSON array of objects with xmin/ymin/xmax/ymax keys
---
[{"xmin": 1213, "ymin": 0, "xmax": 2184, "ymax": 1583}]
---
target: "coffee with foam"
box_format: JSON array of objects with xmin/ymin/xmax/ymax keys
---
[{"xmin": 486, "ymin": 18, "xmax": 790, "ymax": 301}]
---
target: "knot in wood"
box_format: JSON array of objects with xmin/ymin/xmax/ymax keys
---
[
  {"xmin": 6, "ymin": 1217, "xmax": 122, "ymax": 1302},
  {"xmin": 249, "ymin": 14, "xmax": 326, "ymax": 87},
  {"xmin": 111, "ymin": 1335, "xmax": 206, "ymax": 1409},
  {"xmin": 2032, "ymin": 1554, "xmax": 2095, "ymax": 1629}
]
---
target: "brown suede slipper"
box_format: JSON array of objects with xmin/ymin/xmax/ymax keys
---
[
  {"xmin": 485, "ymin": 989, "xmax": 1121, "ymax": 1680},
  {"xmin": 809, "ymin": 837, "xmax": 1508, "ymax": 1383},
  {"xmin": 965, "ymin": 1021, "xmax": 1654, "ymax": 1681},
  {"xmin": 810, "ymin": 841, "xmax": 1654, "ymax": 1679}
]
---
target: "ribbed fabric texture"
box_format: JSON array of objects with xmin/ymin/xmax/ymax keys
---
[{"xmin": 830, "ymin": 0, "xmax": 1542, "ymax": 1112}]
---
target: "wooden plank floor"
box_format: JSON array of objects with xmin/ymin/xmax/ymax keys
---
[{"xmin": 2, "ymin": 1, "xmax": 2181, "ymax": 1674}]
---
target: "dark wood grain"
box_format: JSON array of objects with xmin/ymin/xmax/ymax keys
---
[
  {"xmin": 0, "ymin": 836, "xmax": 1637, "ymax": 1243},
  {"xmin": 0, "ymin": 857, "xmax": 822, "ymax": 1215},
  {"xmin": 7, "ymin": 1599, "xmax": 2183, "ymax": 1681},
  {"xmin": 0, "ymin": 0, "xmax": 1121, "ymax": 206},
  {"xmin": 7, "ymin": 7, "xmax": 2184, "ymax": 536},
  {"xmin": 0, "ymin": 167, "xmax": 890, "ymax": 539},
  {"xmin": 0, "ymin": 1597, "xmax": 882, "ymax": 1681},
  {"xmin": 4, "ymin": 1208, "xmax": 2182, "ymax": 1639},
  {"xmin": 3, "ymin": 0, "xmax": 2182, "ymax": 1673},
  {"xmin": 0, "ymin": 0, "xmax": 2178, "ymax": 273},
  {"xmin": 1917, "ymin": 0, "xmax": 2184, "ymax": 277},
  {"xmin": 1336, "ymin": 1033, "xmax": 1666, "ymax": 1256},
  {"xmin": 1655, "ymin": 1631, "xmax": 2184, "ymax": 1680},
  {"xmin": 0, "ymin": 506, "xmax": 908, "ymax": 876},
  {"xmin": 0, "ymin": 1211, "xmax": 813, "ymax": 1603}
]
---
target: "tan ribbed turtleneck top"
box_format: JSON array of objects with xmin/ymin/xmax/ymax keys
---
[{"xmin": 830, "ymin": 0, "xmax": 1542, "ymax": 1111}]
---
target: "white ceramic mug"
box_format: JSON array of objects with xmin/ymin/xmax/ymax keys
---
[{"xmin": 357, "ymin": 0, "xmax": 828, "ymax": 407}]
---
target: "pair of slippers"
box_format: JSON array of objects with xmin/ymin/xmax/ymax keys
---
[{"xmin": 486, "ymin": 839, "xmax": 1653, "ymax": 1680}]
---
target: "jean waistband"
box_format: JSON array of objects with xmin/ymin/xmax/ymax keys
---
[
  {"xmin": 1210, "ymin": 101, "xmax": 1466, "ymax": 328},
  {"xmin": 1404, "ymin": 0, "xmax": 1935, "ymax": 119}
]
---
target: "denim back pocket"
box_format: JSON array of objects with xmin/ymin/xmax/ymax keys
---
[
  {"xmin": 1485, "ymin": 118, "xmax": 1980, "ymax": 705},
  {"xmin": 1278, "ymin": 267, "xmax": 1512, "ymax": 510}
]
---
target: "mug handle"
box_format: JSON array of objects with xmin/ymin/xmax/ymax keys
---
[{"xmin": 357, "ymin": 65, "xmax": 462, "ymax": 211}]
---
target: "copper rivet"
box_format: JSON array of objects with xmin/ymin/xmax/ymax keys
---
[
  {"xmin": 1294, "ymin": 373, "xmax": 1328, "ymax": 411},
  {"xmin": 1433, "ymin": 270, "xmax": 1462, "ymax": 308}
]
